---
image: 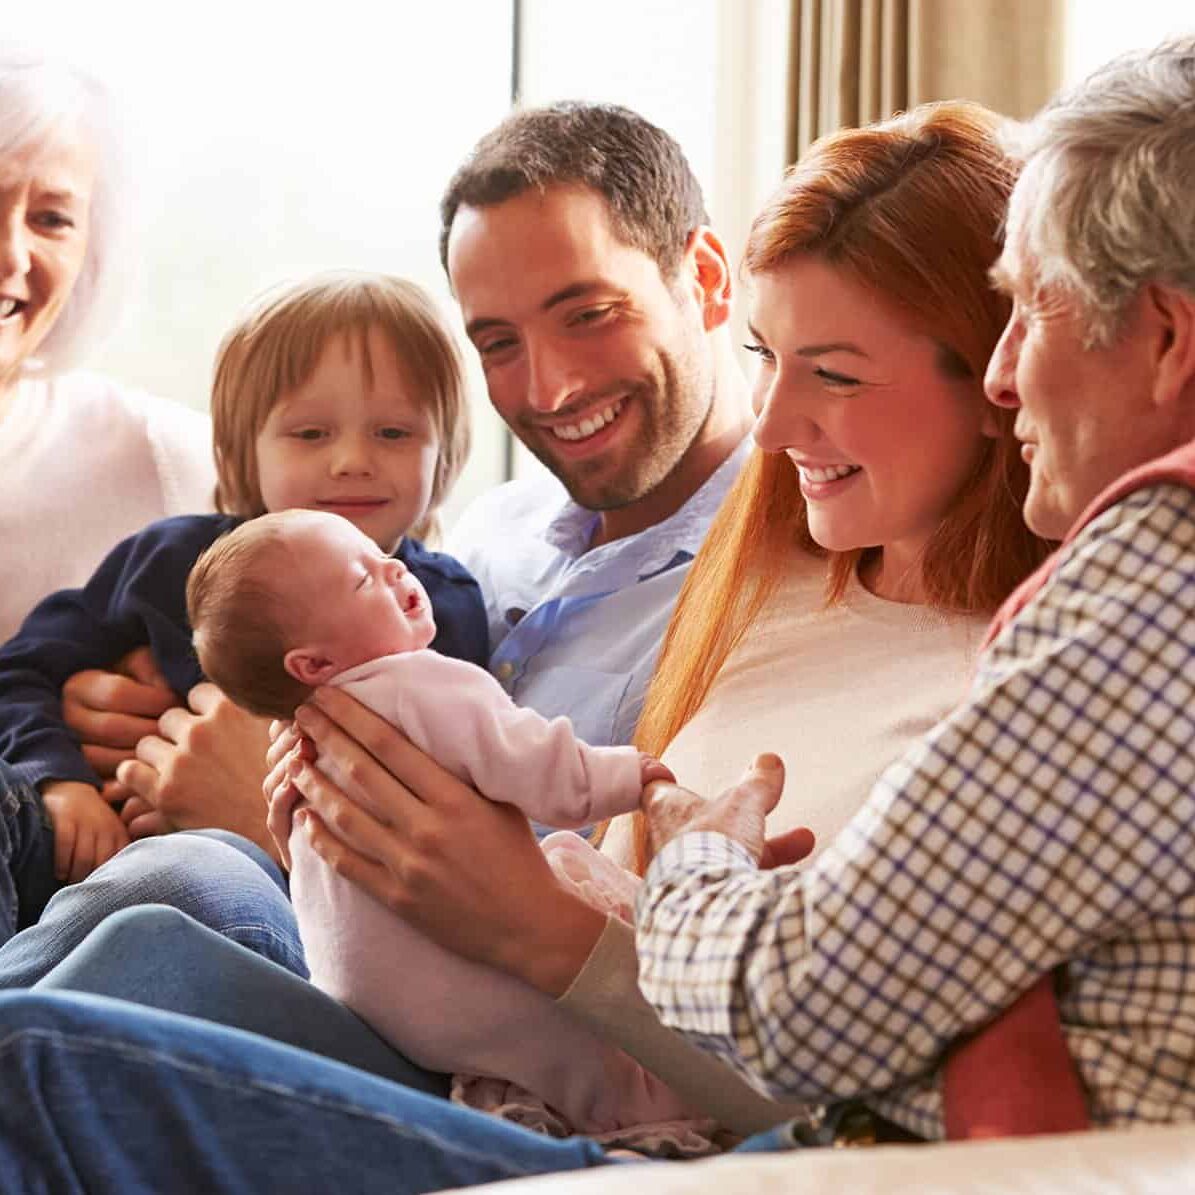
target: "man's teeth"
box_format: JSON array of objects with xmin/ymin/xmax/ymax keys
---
[
  {"xmin": 551, "ymin": 399, "xmax": 625, "ymax": 442},
  {"xmin": 0, "ymin": 298, "xmax": 21, "ymax": 320},
  {"xmin": 800, "ymin": 463, "xmax": 861, "ymax": 484}
]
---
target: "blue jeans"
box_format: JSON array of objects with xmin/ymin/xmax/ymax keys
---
[
  {"xmin": 0, "ymin": 826, "xmax": 305, "ymax": 987},
  {"xmin": 0, "ymin": 989, "xmax": 616, "ymax": 1193},
  {"xmin": 35, "ymin": 902, "xmax": 449, "ymax": 1093},
  {"xmin": 0, "ymin": 761, "xmax": 62, "ymax": 943}
]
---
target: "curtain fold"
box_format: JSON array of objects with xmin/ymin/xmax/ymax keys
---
[{"xmin": 786, "ymin": 0, "xmax": 1064, "ymax": 162}]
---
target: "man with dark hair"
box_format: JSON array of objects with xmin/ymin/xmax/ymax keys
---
[{"xmin": 444, "ymin": 102, "xmax": 753, "ymax": 750}]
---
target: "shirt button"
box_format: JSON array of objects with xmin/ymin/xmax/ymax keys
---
[{"xmin": 495, "ymin": 662, "xmax": 515, "ymax": 683}]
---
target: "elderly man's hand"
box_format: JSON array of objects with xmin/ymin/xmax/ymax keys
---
[{"xmin": 642, "ymin": 753, "xmax": 814, "ymax": 869}]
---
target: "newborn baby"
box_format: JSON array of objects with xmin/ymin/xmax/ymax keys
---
[{"xmin": 187, "ymin": 510, "xmax": 697, "ymax": 1140}]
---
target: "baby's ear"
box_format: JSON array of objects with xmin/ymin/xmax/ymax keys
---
[{"xmin": 284, "ymin": 647, "xmax": 339, "ymax": 687}]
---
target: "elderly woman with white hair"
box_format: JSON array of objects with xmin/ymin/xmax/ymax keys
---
[{"xmin": 0, "ymin": 49, "xmax": 214, "ymax": 644}]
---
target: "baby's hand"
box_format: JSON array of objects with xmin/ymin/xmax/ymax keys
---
[
  {"xmin": 638, "ymin": 753, "xmax": 675, "ymax": 787},
  {"xmin": 41, "ymin": 781, "xmax": 131, "ymax": 884}
]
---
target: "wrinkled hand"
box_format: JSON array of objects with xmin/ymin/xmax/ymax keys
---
[
  {"xmin": 115, "ymin": 682, "xmax": 276, "ymax": 857},
  {"xmin": 642, "ymin": 753, "xmax": 814, "ymax": 869},
  {"xmin": 41, "ymin": 781, "xmax": 131, "ymax": 883},
  {"xmin": 61, "ymin": 646, "xmax": 179, "ymax": 805},
  {"xmin": 266, "ymin": 687, "xmax": 605, "ymax": 995}
]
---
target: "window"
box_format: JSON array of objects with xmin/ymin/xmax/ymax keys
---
[
  {"xmin": 9, "ymin": 1, "xmax": 790, "ymax": 515},
  {"xmin": 7, "ymin": 1, "xmax": 513, "ymax": 517}
]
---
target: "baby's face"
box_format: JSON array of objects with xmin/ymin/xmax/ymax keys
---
[{"xmin": 285, "ymin": 511, "xmax": 437, "ymax": 672}]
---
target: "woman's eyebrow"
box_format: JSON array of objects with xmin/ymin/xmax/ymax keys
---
[
  {"xmin": 35, "ymin": 187, "xmax": 85, "ymax": 207},
  {"xmin": 795, "ymin": 342, "xmax": 870, "ymax": 359}
]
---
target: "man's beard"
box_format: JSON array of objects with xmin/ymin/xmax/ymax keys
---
[{"xmin": 518, "ymin": 343, "xmax": 714, "ymax": 514}]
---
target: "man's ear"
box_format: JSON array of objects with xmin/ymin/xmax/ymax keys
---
[
  {"xmin": 683, "ymin": 226, "xmax": 733, "ymax": 332},
  {"xmin": 284, "ymin": 647, "xmax": 339, "ymax": 687},
  {"xmin": 1146, "ymin": 281, "xmax": 1195, "ymax": 413}
]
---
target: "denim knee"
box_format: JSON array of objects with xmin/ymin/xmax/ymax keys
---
[
  {"xmin": 0, "ymin": 831, "xmax": 305, "ymax": 988},
  {"xmin": 83, "ymin": 833, "xmax": 304, "ymax": 974}
]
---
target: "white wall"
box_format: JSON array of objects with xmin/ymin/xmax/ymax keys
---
[
  {"xmin": 7, "ymin": 1, "xmax": 793, "ymax": 516},
  {"xmin": 6, "ymin": 1, "xmax": 513, "ymax": 520},
  {"xmin": 1064, "ymin": 0, "xmax": 1192, "ymax": 83}
]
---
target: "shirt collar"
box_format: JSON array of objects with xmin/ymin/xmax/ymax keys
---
[{"xmin": 542, "ymin": 434, "xmax": 752, "ymax": 577}]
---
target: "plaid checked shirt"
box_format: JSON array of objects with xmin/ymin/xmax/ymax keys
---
[{"xmin": 636, "ymin": 482, "xmax": 1195, "ymax": 1139}]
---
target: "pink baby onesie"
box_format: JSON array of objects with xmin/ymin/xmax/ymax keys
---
[{"xmin": 288, "ymin": 651, "xmax": 697, "ymax": 1137}]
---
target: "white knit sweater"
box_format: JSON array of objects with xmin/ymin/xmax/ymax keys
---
[
  {"xmin": 662, "ymin": 551, "xmax": 988, "ymax": 857},
  {"xmin": 0, "ymin": 371, "xmax": 216, "ymax": 643}
]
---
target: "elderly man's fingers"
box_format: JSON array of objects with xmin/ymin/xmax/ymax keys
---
[{"xmin": 761, "ymin": 826, "xmax": 816, "ymax": 869}]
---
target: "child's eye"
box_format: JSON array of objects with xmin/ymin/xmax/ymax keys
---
[
  {"xmin": 291, "ymin": 428, "xmax": 325, "ymax": 441},
  {"xmin": 742, "ymin": 342, "xmax": 775, "ymax": 364},
  {"xmin": 376, "ymin": 427, "xmax": 410, "ymax": 441},
  {"xmin": 813, "ymin": 367, "xmax": 862, "ymax": 389}
]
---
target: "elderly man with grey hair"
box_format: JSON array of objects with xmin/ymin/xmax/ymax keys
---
[
  {"xmin": 636, "ymin": 33, "xmax": 1195, "ymax": 1139},
  {"xmin": 0, "ymin": 35, "xmax": 1188, "ymax": 1194}
]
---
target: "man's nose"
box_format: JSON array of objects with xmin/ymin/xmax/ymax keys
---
[
  {"xmin": 525, "ymin": 338, "xmax": 584, "ymax": 414},
  {"xmin": 984, "ymin": 319, "xmax": 1021, "ymax": 410}
]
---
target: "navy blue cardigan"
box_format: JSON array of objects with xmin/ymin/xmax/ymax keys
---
[{"xmin": 0, "ymin": 514, "xmax": 490, "ymax": 792}]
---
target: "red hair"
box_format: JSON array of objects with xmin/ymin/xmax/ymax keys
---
[{"xmin": 625, "ymin": 103, "xmax": 1053, "ymax": 872}]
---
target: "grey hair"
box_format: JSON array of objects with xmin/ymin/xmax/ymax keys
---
[
  {"xmin": 0, "ymin": 45, "xmax": 131, "ymax": 375},
  {"xmin": 1001, "ymin": 34, "xmax": 1195, "ymax": 346}
]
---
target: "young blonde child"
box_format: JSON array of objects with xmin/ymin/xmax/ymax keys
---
[
  {"xmin": 0, "ymin": 272, "xmax": 486, "ymax": 925},
  {"xmin": 185, "ymin": 506, "xmax": 704, "ymax": 1147}
]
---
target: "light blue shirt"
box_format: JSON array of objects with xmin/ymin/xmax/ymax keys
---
[{"xmin": 446, "ymin": 438, "xmax": 750, "ymax": 749}]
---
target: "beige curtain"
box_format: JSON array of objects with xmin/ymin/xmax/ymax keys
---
[{"xmin": 787, "ymin": 0, "xmax": 1064, "ymax": 162}]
